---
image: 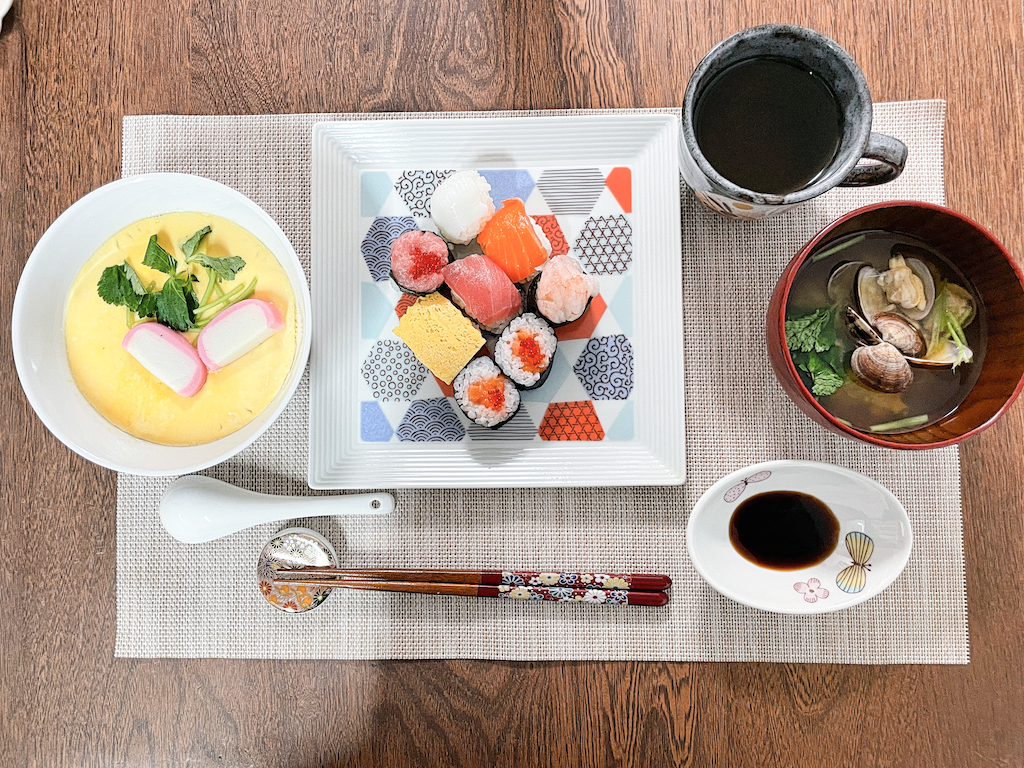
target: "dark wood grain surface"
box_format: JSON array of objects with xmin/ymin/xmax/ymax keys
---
[{"xmin": 2, "ymin": 1, "xmax": 1022, "ymax": 766}]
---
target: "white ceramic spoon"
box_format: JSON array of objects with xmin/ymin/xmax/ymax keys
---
[{"xmin": 160, "ymin": 475, "xmax": 394, "ymax": 543}]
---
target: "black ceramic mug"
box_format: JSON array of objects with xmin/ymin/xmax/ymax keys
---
[{"xmin": 680, "ymin": 25, "xmax": 908, "ymax": 220}]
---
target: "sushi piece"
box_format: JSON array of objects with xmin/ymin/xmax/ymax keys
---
[
  {"xmin": 453, "ymin": 357, "xmax": 521, "ymax": 428},
  {"xmin": 442, "ymin": 254, "xmax": 522, "ymax": 333},
  {"xmin": 392, "ymin": 292, "xmax": 485, "ymax": 385},
  {"xmin": 477, "ymin": 198, "xmax": 551, "ymax": 283},
  {"xmin": 493, "ymin": 313, "xmax": 557, "ymax": 390},
  {"xmin": 389, "ymin": 230, "xmax": 450, "ymax": 295},
  {"xmin": 122, "ymin": 323, "xmax": 207, "ymax": 397},
  {"xmin": 429, "ymin": 171, "xmax": 496, "ymax": 244},
  {"xmin": 196, "ymin": 298, "xmax": 284, "ymax": 372},
  {"xmin": 529, "ymin": 252, "xmax": 601, "ymax": 326}
]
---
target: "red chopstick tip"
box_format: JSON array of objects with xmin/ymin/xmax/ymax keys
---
[{"xmin": 627, "ymin": 591, "xmax": 670, "ymax": 606}]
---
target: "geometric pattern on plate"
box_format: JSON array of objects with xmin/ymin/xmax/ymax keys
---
[
  {"xmin": 394, "ymin": 170, "xmax": 454, "ymax": 216},
  {"xmin": 361, "ymin": 216, "xmax": 417, "ymax": 281},
  {"xmin": 394, "ymin": 292, "xmax": 417, "ymax": 320},
  {"xmin": 538, "ymin": 400, "xmax": 604, "ymax": 441},
  {"xmin": 360, "ymin": 400, "xmax": 395, "ymax": 442},
  {"xmin": 573, "ymin": 334, "xmax": 634, "ymax": 400},
  {"xmin": 360, "ymin": 171, "xmax": 395, "ymax": 217},
  {"xmin": 397, "ymin": 397, "xmax": 466, "ymax": 442},
  {"xmin": 479, "ymin": 169, "xmax": 536, "ymax": 209},
  {"xmin": 361, "ymin": 339, "xmax": 427, "ymax": 401},
  {"xmin": 536, "ymin": 168, "xmax": 606, "ymax": 215},
  {"xmin": 604, "ymin": 167, "xmax": 632, "ymax": 213},
  {"xmin": 606, "ymin": 400, "xmax": 634, "ymax": 440},
  {"xmin": 607, "ymin": 275, "xmax": 632, "ymax": 336},
  {"xmin": 575, "ymin": 214, "xmax": 633, "ymax": 275},
  {"xmin": 531, "ymin": 214, "xmax": 569, "ymax": 257},
  {"xmin": 466, "ymin": 406, "xmax": 536, "ymax": 441}
]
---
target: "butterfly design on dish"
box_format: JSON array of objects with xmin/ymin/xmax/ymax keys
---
[
  {"xmin": 836, "ymin": 531, "xmax": 874, "ymax": 593},
  {"xmin": 723, "ymin": 470, "xmax": 772, "ymax": 502}
]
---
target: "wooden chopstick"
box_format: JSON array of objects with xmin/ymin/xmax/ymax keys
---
[
  {"xmin": 271, "ymin": 567, "xmax": 672, "ymax": 592},
  {"xmin": 270, "ymin": 577, "xmax": 670, "ymax": 606}
]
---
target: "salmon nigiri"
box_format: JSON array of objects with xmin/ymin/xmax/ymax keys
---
[{"xmin": 477, "ymin": 198, "xmax": 551, "ymax": 283}]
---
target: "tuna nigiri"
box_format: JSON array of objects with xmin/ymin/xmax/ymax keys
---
[
  {"xmin": 477, "ymin": 198, "xmax": 551, "ymax": 283},
  {"xmin": 442, "ymin": 254, "xmax": 522, "ymax": 333}
]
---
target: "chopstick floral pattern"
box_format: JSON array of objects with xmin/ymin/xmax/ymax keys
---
[
  {"xmin": 497, "ymin": 584, "xmax": 630, "ymax": 604},
  {"xmin": 500, "ymin": 571, "xmax": 633, "ymax": 589}
]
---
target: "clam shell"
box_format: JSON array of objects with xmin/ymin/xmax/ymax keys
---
[
  {"xmin": 873, "ymin": 312, "xmax": 927, "ymax": 357},
  {"xmin": 851, "ymin": 342, "xmax": 914, "ymax": 394}
]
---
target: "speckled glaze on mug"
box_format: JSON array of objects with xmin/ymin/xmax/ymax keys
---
[{"xmin": 680, "ymin": 25, "xmax": 908, "ymax": 220}]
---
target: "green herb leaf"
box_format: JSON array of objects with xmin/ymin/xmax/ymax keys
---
[
  {"xmin": 97, "ymin": 263, "xmax": 145, "ymax": 312},
  {"xmin": 785, "ymin": 306, "xmax": 836, "ymax": 353},
  {"xmin": 807, "ymin": 351, "xmax": 845, "ymax": 397},
  {"xmin": 181, "ymin": 226, "xmax": 212, "ymax": 259},
  {"xmin": 155, "ymin": 279, "xmax": 195, "ymax": 331},
  {"xmin": 190, "ymin": 253, "xmax": 246, "ymax": 281},
  {"xmin": 142, "ymin": 235, "xmax": 178, "ymax": 276},
  {"xmin": 136, "ymin": 292, "xmax": 159, "ymax": 319}
]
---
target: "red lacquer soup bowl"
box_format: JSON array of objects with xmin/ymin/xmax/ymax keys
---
[{"xmin": 766, "ymin": 201, "xmax": 1024, "ymax": 448}]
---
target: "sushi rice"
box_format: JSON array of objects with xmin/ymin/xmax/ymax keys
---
[
  {"xmin": 453, "ymin": 357, "xmax": 521, "ymax": 428},
  {"xmin": 494, "ymin": 313, "xmax": 557, "ymax": 389}
]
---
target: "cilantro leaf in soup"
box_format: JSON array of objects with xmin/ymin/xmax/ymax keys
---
[
  {"xmin": 181, "ymin": 226, "xmax": 212, "ymax": 260},
  {"xmin": 806, "ymin": 351, "xmax": 844, "ymax": 397},
  {"xmin": 784, "ymin": 306, "xmax": 835, "ymax": 353},
  {"xmin": 189, "ymin": 253, "xmax": 246, "ymax": 281},
  {"xmin": 97, "ymin": 262, "xmax": 144, "ymax": 311},
  {"xmin": 155, "ymin": 279, "xmax": 195, "ymax": 331},
  {"xmin": 142, "ymin": 235, "xmax": 178, "ymax": 276},
  {"xmin": 136, "ymin": 292, "xmax": 159, "ymax": 319}
]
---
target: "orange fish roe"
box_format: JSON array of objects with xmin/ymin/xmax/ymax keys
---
[
  {"xmin": 467, "ymin": 377, "xmax": 506, "ymax": 412},
  {"xmin": 512, "ymin": 331, "xmax": 546, "ymax": 373}
]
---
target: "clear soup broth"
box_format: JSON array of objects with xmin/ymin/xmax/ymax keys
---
[{"xmin": 786, "ymin": 230, "xmax": 987, "ymax": 434}]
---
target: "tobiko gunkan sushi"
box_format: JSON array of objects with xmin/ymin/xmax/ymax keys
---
[
  {"xmin": 530, "ymin": 252, "xmax": 600, "ymax": 325},
  {"xmin": 442, "ymin": 253, "xmax": 522, "ymax": 333},
  {"xmin": 429, "ymin": 171, "xmax": 496, "ymax": 245},
  {"xmin": 477, "ymin": 198, "xmax": 551, "ymax": 283},
  {"xmin": 494, "ymin": 313, "xmax": 557, "ymax": 390},
  {"xmin": 390, "ymin": 230, "xmax": 450, "ymax": 295},
  {"xmin": 453, "ymin": 357, "xmax": 520, "ymax": 429}
]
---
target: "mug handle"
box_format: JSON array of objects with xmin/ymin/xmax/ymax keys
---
[{"xmin": 838, "ymin": 133, "xmax": 909, "ymax": 187}]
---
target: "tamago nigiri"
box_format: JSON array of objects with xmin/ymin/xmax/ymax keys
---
[{"xmin": 477, "ymin": 198, "xmax": 551, "ymax": 283}]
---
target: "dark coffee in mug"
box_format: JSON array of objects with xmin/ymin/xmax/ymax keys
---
[{"xmin": 693, "ymin": 57, "xmax": 844, "ymax": 195}]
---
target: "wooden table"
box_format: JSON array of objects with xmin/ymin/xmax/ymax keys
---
[{"xmin": 2, "ymin": 1, "xmax": 1021, "ymax": 766}]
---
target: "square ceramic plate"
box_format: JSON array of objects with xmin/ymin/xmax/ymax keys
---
[{"xmin": 309, "ymin": 113, "xmax": 684, "ymax": 488}]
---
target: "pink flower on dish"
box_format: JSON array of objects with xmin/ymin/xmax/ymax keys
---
[{"xmin": 794, "ymin": 578, "xmax": 829, "ymax": 603}]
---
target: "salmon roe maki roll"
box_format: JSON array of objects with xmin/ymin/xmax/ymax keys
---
[
  {"xmin": 390, "ymin": 230, "xmax": 451, "ymax": 295},
  {"xmin": 453, "ymin": 357, "xmax": 521, "ymax": 428},
  {"xmin": 494, "ymin": 313, "xmax": 557, "ymax": 390},
  {"xmin": 477, "ymin": 198, "xmax": 551, "ymax": 283}
]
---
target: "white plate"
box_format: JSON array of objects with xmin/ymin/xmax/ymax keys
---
[
  {"xmin": 687, "ymin": 460, "xmax": 913, "ymax": 614},
  {"xmin": 12, "ymin": 173, "xmax": 311, "ymax": 476},
  {"xmin": 309, "ymin": 114, "xmax": 684, "ymax": 488}
]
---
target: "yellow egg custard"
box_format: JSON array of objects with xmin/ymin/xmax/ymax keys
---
[{"xmin": 64, "ymin": 212, "xmax": 297, "ymax": 446}]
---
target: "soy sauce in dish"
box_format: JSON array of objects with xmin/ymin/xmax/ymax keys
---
[{"xmin": 729, "ymin": 491, "xmax": 840, "ymax": 570}]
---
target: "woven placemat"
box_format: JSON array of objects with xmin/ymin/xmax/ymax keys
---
[{"xmin": 116, "ymin": 101, "xmax": 968, "ymax": 663}]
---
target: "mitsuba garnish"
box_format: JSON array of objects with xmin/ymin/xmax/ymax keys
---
[{"xmin": 97, "ymin": 225, "xmax": 253, "ymax": 332}]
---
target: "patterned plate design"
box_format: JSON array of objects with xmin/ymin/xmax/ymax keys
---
[{"xmin": 309, "ymin": 114, "xmax": 685, "ymax": 488}]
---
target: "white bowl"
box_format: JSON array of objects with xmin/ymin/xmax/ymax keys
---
[
  {"xmin": 686, "ymin": 460, "xmax": 912, "ymax": 614},
  {"xmin": 12, "ymin": 173, "xmax": 311, "ymax": 476}
]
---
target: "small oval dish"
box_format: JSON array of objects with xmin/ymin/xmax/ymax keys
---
[{"xmin": 686, "ymin": 460, "xmax": 912, "ymax": 614}]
